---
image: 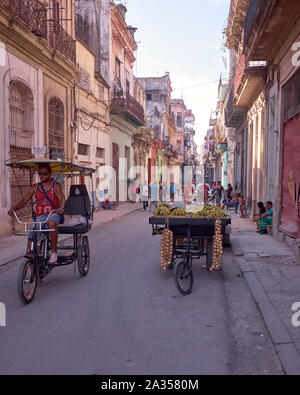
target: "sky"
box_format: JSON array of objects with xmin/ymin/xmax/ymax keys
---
[{"xmin": 123, "ymin": 0, "xmax": 231, "ymax": 149}]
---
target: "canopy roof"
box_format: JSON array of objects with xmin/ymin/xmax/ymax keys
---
[{"xmin": 5, "ymin": 159, "xmax": 96, "ymax": 175}]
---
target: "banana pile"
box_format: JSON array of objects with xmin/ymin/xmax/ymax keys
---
[
  {"xmin": 154, "ymin": 204, "xmax": 228, "ymax": 219},
  {"xmin": 154, "ymin": 203, "xmax": 171, "ymax": 216},
  {"xmin": 171, "ymin": 207, "xmax": 188, "ymax": 216},
  {"xmin": 154, "ymin": 203, "xmax": 188, "ymax": 217},
  {"xmin": 190, "ymin": 205, "xmax": 228, "ymax": 218},
  {"xmin": 211, "ymin": 219, "xmax": 223, "ymax": 271}
]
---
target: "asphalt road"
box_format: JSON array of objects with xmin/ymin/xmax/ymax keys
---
[{"xmin": 0, "ymin": 211, "xmax": 283, "ymax": 375}]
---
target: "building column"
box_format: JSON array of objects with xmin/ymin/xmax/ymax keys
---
[
  {"xmin": 246, "ymin": 118, "xmax": 253, "ymax": 209},
  {"xmin": 256, "ymin": 108, "xmax": 262, "ymax": 205}
]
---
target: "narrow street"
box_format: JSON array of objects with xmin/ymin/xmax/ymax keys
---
[{"xmin": 0, "ymin": 211, "xmax": 283, "ymax": 375}]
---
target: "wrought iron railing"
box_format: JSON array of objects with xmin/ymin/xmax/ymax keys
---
[
  {"xmin": 0, "ymin": 0, "xmax": 47, "ymax": 39},
  {"xmin": 48, "ymin": 21, "xmax": 76, "ymax": 64},
  {"xmin": 244, "ymin": 0, "xmax": 263, "ymax": 47},
  {"xmin": 111, "ymin": 93, "xmax": 145, "ymax": 125}
]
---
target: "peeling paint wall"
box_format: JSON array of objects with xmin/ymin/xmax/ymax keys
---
[
  {"xmin": 138, "ymin": 74, "xmax": 171, "ymax": 140},
  {"xmin": 75, "ymin": 0, "xmax": 110, "ymax": 85}
]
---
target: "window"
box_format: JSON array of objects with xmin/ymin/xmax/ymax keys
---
[
  {"xmin": 9, "ymin": 81, "xmax": 34, "ymax": 214},
  {"xmin": 48, "ymin": 97, "xmax": 64, "ymax": 158},
  {"xmin": 96, "ymin": 147, "xmax": 105, "ymax": 159},
  {"xmin": 177, "ymin": 114, "xmax": 182, "ymax": 127},
  {"xmin": 78, "ymin": 143, "xmax": 89, "ymax": 156},
  {"xmin": 50, "ymin": 0, "xmax": 61, "ymax": 23},
  {"xmin": 115, "ymin": 57, "xmax": 121, "ymax": 79},
  {"xmin": 147, "ymin": 94, "xmax": 152, "ymax": 101},
  {"xmin": 126, "ymin": 80, "xmax": 130, "ymax": 96}
]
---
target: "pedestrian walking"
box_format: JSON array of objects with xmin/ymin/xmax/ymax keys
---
[
  {"xmin": 149, "ymin": 181, "xmax": 159, "ymax": 211},
  {"xmin": 141, "ymin": 181, "xmax": 149, "ymax": 211},
  {"xmin": 214, "ymin": 181, "xmax": 224, "ymax": 208},
  {"xmin": 170, "ymin": 182, "xmax": 175, "ymax": 203}
]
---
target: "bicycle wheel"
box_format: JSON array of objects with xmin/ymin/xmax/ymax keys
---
[
  {"xmin": 77, "ymin": 236, "xmax": 90, "ymax": 277},
  {"xmin": 17, "ymin": 258, "xmax": 37, "ymax": 305},
  {"xmin": 174, "ymin": 260, "xmax": 193, "ymax": 295}
]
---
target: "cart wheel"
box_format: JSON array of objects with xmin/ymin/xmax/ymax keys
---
[
  {"xmin": 77, "ymin": 236, "xmax": 90, "ymax": 276},
  {"xmin": 174, "ymin": 260, "xmax": 193, "ymax": 295},
  {"xmin": 17, "ymin": 258, "xmax": 37, "ymax": 305}
]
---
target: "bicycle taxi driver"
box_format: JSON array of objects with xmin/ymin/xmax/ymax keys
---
[{"xmin": 8, "ymin": 164, "xmax": 65, "ymax": 264}]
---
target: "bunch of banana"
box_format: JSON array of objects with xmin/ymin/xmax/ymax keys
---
[
  {"xmin": 211, "ymin": 218, "xmax": 223, "ymax": 271},
  {"xmin": 160, "ymin": 228, "xmax": 173, "ymax": 270},
  {"xmin": 154, "ymin": 203, "xmax": 171, "ymax": 216},
  {"xmin": 171, "ymin": 207, "xmax": 188, "ymax": 216},
  {"xmin": 191, "ymin": 205, "xmax": 228, "ymax": 218}
]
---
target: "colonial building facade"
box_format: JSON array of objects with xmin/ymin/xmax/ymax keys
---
[
  {"xmin": 204, "ymin": 0, "xmax": 300, "ymax": 255},
  {"xmin": 0, "ymin": 0, "xmax": 78, "ymax": 235}
]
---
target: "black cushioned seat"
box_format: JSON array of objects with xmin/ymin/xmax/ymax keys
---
[
  {"xmin": 58, "ymin": 223, "xmax": 89, "ymax": 235},
  {"xmin": 58, "ymin": 185, "xmax": 92, "ymax": 235}
]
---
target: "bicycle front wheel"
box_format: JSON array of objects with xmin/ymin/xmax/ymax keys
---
[
  {"xmin": 174, "ymin": 260, "xmax": 193, "ymax": 295},
  {"xmin": 17, "ymin": 258, "xmax": 37, "ymax": 305}
]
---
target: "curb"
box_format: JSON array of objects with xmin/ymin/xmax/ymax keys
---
[
  {"xmin": 231, "ymin": 235, "xmax": 300, "ymax": 375},
  {"xmin": 0, "ymin": 207, "xmax": 142, "ymax": 268}
]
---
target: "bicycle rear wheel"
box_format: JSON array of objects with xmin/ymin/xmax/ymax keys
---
[
  {"xmin": 174, "ymin": 260, "xmax": 193, "ymax": 295},
  {"xmin": 17, "ymin": 258, "xmax": 37, "ymax": 305},
  {"xmin": 77, "ymin": 236, "xmax": 90, "ymax": 277}
]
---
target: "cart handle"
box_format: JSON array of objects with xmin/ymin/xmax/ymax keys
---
[{"xmin": 12, "ymin": 210, "xmax": 57, "ymax": 233}]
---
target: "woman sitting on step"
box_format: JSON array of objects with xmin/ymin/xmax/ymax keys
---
[{"xmin": 257, "ymin": 201, "xmax": 273, "ymax": 234}]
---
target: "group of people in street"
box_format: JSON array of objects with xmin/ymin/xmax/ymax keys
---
[
  {"xmin": 210, "ymin": 181, "xmax": 273, "ymax": 234},
  {"xmin": 140, "ymin": 181, "xmax": 178, "ymax": 211},
  {"xmin": 211, "ymin": 182, "xmax": 247, "ymax": 218}
]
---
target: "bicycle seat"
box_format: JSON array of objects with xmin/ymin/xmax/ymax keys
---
[{"xmin": 58, "ymin": 185, "xmax": 92, "ymax": 235}]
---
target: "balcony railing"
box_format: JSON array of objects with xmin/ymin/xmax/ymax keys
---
[
  {"xmin": 48, "ymin": 21, "xmax": 76, "ymax": 64},
  {"xmin": 110, "ymin": 93, "xmax": 145, "ymax": 126},
  {"xmin": 244, "ymin": 0, "xmax": 263, "ymax": 47},
  {"xmin": 0, "ymin": 0, "xmax": 47, "ymax": 39},
  {"xmin": 225, "ymin": 86, "xmax": 247, "ymax": 128}
]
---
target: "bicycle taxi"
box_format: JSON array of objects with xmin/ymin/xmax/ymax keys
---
[{"xmin": 5, "ymin": 158, "xmax": 95, "ymax": 304}]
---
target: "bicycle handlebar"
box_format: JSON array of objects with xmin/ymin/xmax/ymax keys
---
[{"xmin": 12, "ymin": 210, "xmax": 57, "ymax": 233}]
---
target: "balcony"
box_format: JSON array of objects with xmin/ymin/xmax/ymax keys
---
[
  {"xmin": 0, "ymin": 0, "xmax": 47, "ymax": 39},
  {"xmin": 225, "ymin": 86, "xmax": 247, "ymax": 128},
  {"xmin": 110, "ymin": 93, "xmax": 145, "ymax": 126},
  {"xmin": 234, "ymin": 57, "xmax": 268, "ymax": 107},
  {"xmin": 48, "ymin": 21, "xmax": 76, "ymax": 64},
  {"xmin": 244, "ymin": 0, "xmax": 300, "ymax": 61}
]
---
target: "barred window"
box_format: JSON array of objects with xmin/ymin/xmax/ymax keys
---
[
  {"xmin": 9, "ymin": 80, "xmax": 34, "ymax": 218},
  {"xmin": 78, "ymin": 143, "xmax": 89, "ymax": 156},
  {"xmin": 96, "ymin": 147, "xmax": 105, "ymax": 159}
]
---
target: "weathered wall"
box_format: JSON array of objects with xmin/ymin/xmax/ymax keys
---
[
  {"xmin": 75, "ymin": 0, "xmax": 110, "ymax": 84},
  {"xmin": 0, "ymin": 50, "xmax": 44, "ymax": 236}
]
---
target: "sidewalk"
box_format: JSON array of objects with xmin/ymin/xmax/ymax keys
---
[
  {"xmin": 230, "ymin": 210, "xmax": 300, "ymax": 375},
  {"xmin": 0, "ymin": 202, "xmax": 142, "ymax": 267}
]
